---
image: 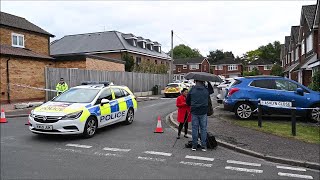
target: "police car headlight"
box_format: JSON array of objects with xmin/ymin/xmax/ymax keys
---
[
  {"xmin": 61, "ymin": 110, "xmax": 83, "ymax": 120},
  {"xmin": 30, "ymin": 110, "xmax": 36, "ymax": 118}
]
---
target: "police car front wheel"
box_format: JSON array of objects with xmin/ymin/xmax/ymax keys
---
[
  {"xmin": 83, "ymin": 117, "xmax": 97, "ymax": 138},
  {"xmin": 124, "ymin": 108, "xmax": 134, "ymax": 125}
]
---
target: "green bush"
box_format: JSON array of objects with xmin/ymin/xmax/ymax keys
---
[
  {"xmin": 308, "ymin": 71, "xmax": 320, "ymax": 92},
  {"xmin": 243, "ymin": 67, "xmax": 261, "ymax": 76}
]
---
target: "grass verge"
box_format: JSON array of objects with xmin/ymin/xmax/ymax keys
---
[{"xmin": 231, "ymin": 120, "xmax": 320, "ymax": 144}]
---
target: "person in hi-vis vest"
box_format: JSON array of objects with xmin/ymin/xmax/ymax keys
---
[{"xmin": 56, "ymin": 78, "xmax": 69, "ymax": 96}]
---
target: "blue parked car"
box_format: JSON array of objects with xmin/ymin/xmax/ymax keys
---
[{"xmin": 223, "ymin": 76, "xmax": 320, "ymax": 122}]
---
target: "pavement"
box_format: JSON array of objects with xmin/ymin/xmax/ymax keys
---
[
  {"xmin": 2, "ymin": 98, "xmax": 319, "ymax": 179},
  {"xmin": 168, "ymin": 96, "xmax": 320, "ymax": 170}
]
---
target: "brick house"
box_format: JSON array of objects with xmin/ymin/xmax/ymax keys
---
[
  {"xmin": 50, "ymin": 31, "xmax": 171, "ymax": 70},
  {"xmin": 245, "ymin": 59, "xmax": 273, "ymax": 75},
  {"xmin": 0, "ymin": 12, "xmax": 55, "ymax": 103},
  {"xmin": 211, "ymin": 58, "xmax": 243, "ymax": 78},
  {"xmin": 291, "ymin": 5, "xmax": 317, "ymax": 86},
  {"xmin": 308, "ymin": 0, "xmax": 320, "ymax": 74},
  {"xmin": 172, "ymin": 57, "xmax": 210, "ymax": 81},
  {"xmin": 284, "ymin": 26, "xmax": 300, "ymax": 81}
]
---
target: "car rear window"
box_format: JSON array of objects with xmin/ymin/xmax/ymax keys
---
[
  {"xmin": 231, "ymin": 79, "xmax": 242, "ymax": 86},
  {"xmin": 251, "ymin": 79, "xmax": 276, "ymax": 89},
  {"xmin": 167, "ymin": 84, "xmax": 179, "ymax": 88}
]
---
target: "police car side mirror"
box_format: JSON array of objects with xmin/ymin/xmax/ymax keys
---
[{"xmin": 101, "ymin": 99, "xmax": 110, "ymax": 105}]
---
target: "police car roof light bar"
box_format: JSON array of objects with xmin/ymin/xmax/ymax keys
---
[{"xmin": 81, "ymin": 81, "xmax": 110, "ymax": 87}]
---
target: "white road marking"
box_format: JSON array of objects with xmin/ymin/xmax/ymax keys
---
[
  {"xmin": 94, "ymin": 152, "xmax": 122, "ymax": 157},
  {"xmin": 143, "ymin": 151, "xmax": 172, "ymax": 157},
  {"xmin": 65, "ymin": 144, "xmax": 92, "ymax": 149},
  {"xmin": 137, "ymin": 156, "xmax": 166, "ymax": 162},
  {"xmin": 55, "ymin": 148, "xmax": 82, "ymax": 153},
  {"xmin": 103, "ymin": 147, "xmax": 131, "ymax": 152},
  {"xmin": 278, "ymin": 172, "xmax": 313, "ymax": 179},
  {"xmin": 225, "ymin": 166, "xmax": 263, "ymax": 173},
  {"xmin": 276, "ymin": 166, "xmax": 306, "ymax": 172},
  {"xmin": 180, "ymin": 161, "xmax": 212, "ymax": 168},
  {"xmin": 185, "ymin": 155, "xmax": 214, "ymax": 162},
  {"xmin": 227, "ymin": 160, "xmax": 261, "ymax": 167}
]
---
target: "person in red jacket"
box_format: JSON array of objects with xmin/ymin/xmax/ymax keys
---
[{"xmin": 176, "ymin": 88, "xmax": 191, "ymax": 139}]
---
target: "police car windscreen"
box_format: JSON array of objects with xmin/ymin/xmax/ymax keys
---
[{"xmin": 53, "ymin": 88, "xmax": 100, "ymax": 103}]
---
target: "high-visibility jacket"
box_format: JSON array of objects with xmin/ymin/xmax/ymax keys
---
[{"xmin": 56, "ymin": 82, "xmax": 68, "ymax": 95}]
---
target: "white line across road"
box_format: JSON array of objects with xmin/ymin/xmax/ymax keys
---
[
  {"xmin": 278, "ymin": 172, "xmax": 313, "ymax": 179},
  {"xmin": 137, "ymin": 156, "xmax": 166, "ymax": 162},
  {"xmin": 276, "ymin": 166, "xmax": 307, "ymax": 172},
  {"xmin": 185, "ymin": 155, "xmax": 214, "ymax": 162},
  {"xmin": 225, "ymin": 166, "xmax": 263, "ymax": 174},
  {"xmin": 227, "ymin": 160, "xmax": 261, "ymax": 167},
  {"xmin": 180, "ymin": 161, "xmax": 212, "ymax": 168},
  {"xmin": 143, "ymin": 151, "xmax": 172, "ymax": 157},
  {"xmin": 65, "ymin": 144, "xmax": 92, "ymax": 149},
  {"xmin": 103, "ymin": 147, "xmax": 131, "ymax": 152}
]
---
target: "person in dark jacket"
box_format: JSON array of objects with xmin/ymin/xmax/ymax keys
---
[
  {"xmin": 176, "ymin": 88, "xmax": 191, "ymax": 139},
  {"xmin": 186, "ymin": 80, "xmax": 213, "ymax": 151}
]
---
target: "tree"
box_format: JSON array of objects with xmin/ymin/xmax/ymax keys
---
[
  {"xmin": 243, "ymin": 67, "xmax": 261, "ymax": 76},
  {"xmin": 243, "ymin": 41, "xmax": 281, "ymax": 64},
  {"xmin": 270, "ymin": 64, "xmax": 283, "ymax": 76},
  {"xmin": 169, "ymin": 44, "xmax": 203, "ymax": 59},
  {"xmin": 133, "ymin": 61, "xmax": 168, "ymax": 74},
  {"xmin": 308, "ymin": 71, "xmax": 320, "ymax": 92},
  {"xmin": 122, "ymin": 53, "xmax": 134, "ymax": 72},
  {"xmin": 207, "ymin": 49, "xmax": 235, "ymax": 64}
]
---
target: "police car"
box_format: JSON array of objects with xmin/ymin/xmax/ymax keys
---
[{"xmin": 29, "ymin": 81, "xmax": 138, "ymax": 138}]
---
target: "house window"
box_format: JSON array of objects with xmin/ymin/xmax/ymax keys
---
[
  {"xmin": 135, "ymin": 57, "xmax": 141, "ymax": 65},
  {"xmin": 178, "ymin": 68, "xmax": 181, "ymax": 72},
  {"xmin": 264, "ymin": 65, "xmax": 272, "ymax": 70},
  {"xmin": 183, "ymin": 65, "xmax": 187, "ymax": 69},
  {"xmin": 158, "ymin": 46, "xmax": 161, "ymax": 53},
  {"xmin": 11, "ymin": 33, "xmax": 24, "ymax": 48},
  {"xmin": 291, "ymin": 51, "xmax": 294, "ymax": 62},
  {"xmin": 161, "ymin": 61, "xmax": 164, "ymax": 64},
  {"xmin": 147, "ymin": 59, "xmax": 150, "ymax": 62},
  {"xmin": 142, "ymin": 42, "xmax": 146, "ymax": 49},
  {"xmin": 150, "ymin": 45, "xmax": 153, "ymax": 51},
  {"xmin": 215, "ymin": 65, "xmax": 223, "ymax": 70},
  {"xmin": 133, "ymin": 40, "xmax": 137, "ymax": 47},
  {"xmin": 190, "ymin": 64, "xmax": 199, "ymax": 70},
  {"xmin": 173, "ymin": 65, "xmax": 176, "ymax": 71},
  {"xmin": 295, "ymin": 47, "xmax": 299, "ymax": 61},
  {"xmin": 301, "ymin": 39, "xmax": 305, "ymax": 55},
  {"xmin": 306, "ymin": 34, "xmax": 313, "ymax": 53},
  {"xmin": 228, "ymin": 65, "xmax": 238, "ymax": 71},
  {"xmin": 248, "ymin": 66, "xmax": 256, "ymax": 71}
]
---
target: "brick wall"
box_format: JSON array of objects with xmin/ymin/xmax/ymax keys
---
[
  {"xmin": 0, "ymin": 27, "xmax": 50, "ymax": 55},
  {"xmin": 0, "ymin": 56, "xmax": 54, "ymax": 103},
  {"xmin": 97, "ymin": 52, "xmax": 122, "ymax": 59},
  {"xmin": 257, "ymin": 65, "xmax": 271, "ymax": 75},
  {"xmin": 86, "ymin": 58, "xmax": 124, "ymax": 71},
  {"xmin": 55, "ymin": 59, "xmax": 87, "ymax": 69},
  {"xmin": 303, "ymin": 70, "xmax": 312, "ymax": 86},
  {"xmin": 213, "ymin": 64, "xmax": 242, "ymax": 77},
  {"xmin": 291, "ymin": 71, "xmax": 298, "ymax": 82},
  {"xmin": 173, "ymin": 60, "xmax": 209, "ymax": 74}
]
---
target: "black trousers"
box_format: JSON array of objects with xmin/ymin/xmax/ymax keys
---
[{"xmin": 178, "ymin": 122, "xmax": 188, "ymax": 135}]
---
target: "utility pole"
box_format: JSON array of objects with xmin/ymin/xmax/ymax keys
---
[{"xmin": 170, "ymin": 30, "xmax": 174, "ymax": 81}]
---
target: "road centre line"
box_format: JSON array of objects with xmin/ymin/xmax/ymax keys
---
[
  {"xmin": 185, "ymin": 155, "xmax": 214, "ymax": 162},
  {"xmin": 278, "ymin": 172, "xmax": 313, "ymax": 179},
  {"xmin": 227, "ymin": 160, "xmax": 261, "ymax": 167},
  {"xmin": 103, "ymin": 147, "xmax": 131, "ymax": 152},
  {"xmin": 65, "ymin": 144, "xmax": 92, "ymax": 149},
  {"xmin": 180, "ymin": 161, "xmax": 212, "ymax": 168},
  {"xmin": 276, "ymin": 166, "xmax": 306, "ymax": 172},
  {"xmin": 225, "ymin": 166, "xmax": 263, "ymax": 173},
  {"xmin": 137, "ymin": 156, "xmax": 166, "ymax": 162},
  {"xmin": 143, "ymin": 151, "xmax": 172, "ymax": 157}
]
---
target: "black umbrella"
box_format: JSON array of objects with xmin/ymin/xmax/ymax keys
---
[{"xmin": 184, "ymin": 72, "xmax": 222, "ymax": 82}]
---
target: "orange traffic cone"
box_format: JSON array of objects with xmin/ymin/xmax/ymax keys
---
[
  {"xmin": 25, "ymin": 110, "xmax": 31, "ymax": 125},
  {"xmin": 0, "ymin": 109, "xmax": 8, "ymax": 123},
  {"xmin": 154, "ymin": 116, "xmax": 163, "ymax": 133}
]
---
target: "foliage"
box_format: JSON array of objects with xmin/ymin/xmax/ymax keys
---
[
  {"xmin": 168, "ymin": 44, "xmax": 202, "ymax": 59},
  {"xmin": 133, "ymin": 61, "xmax": 168, "ymax": 74},
  {"xmin": 243, "ymin": 41, "xmax": 281, "ymax": 64},
  {"xmin": 242, "ymin": 67, "xmax": 261, "ymax": 76},
  {"xmin": 308, "ymin": 71, "xmax": 320, "ymax": 92},
  {"xmin": 121, "ymin": 53, "xmax": 135, "ymax": 72},
  {"xmin": 207, "ymin": 49, "xmax": 235, "ymax": 64},
  {"xmin": 270, "ymin": 64, "xmax": 283, "ymax": 76}
]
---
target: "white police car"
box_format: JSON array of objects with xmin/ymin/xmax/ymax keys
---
[{"xmin": 29, "ymin": 81, "xmax": 138, "ymax": 138}]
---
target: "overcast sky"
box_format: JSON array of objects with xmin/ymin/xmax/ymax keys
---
[{"xmin": 1, "ymin": 0, "xmax": 317, "ymax": 56}]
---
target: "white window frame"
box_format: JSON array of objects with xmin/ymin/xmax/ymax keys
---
[
  {"xmin": 142, "ymin": 42, "xmax": 146, "ymax": 49},
  {"xmin": 301, "ymin": 39, "xmax": 305, "ymax": 55},
  {"xmin": 215, "ymin": 65, "xmax": 223, "ymax": 70},
  {"xmin": 189, "ymin": 64, "xmax": 199, "ymax": 70},
  {"xmin": 178, "ymin": 68, "xmax": 181, "ymax": 72},
  {"xmin": 264, "ymin": 65, "xmax": 272, "ymax": 70},
  {"xmin": 150, "ymin": 45, "xmax": 153, "ymax": 51},
  {"xmin": 306, "ymin": 34, "xmax": 313, "ymax": 53},
  {"xmin": 228, "ymin": 65, "xmax": 238, "ymax": 71},
  {"xmin": 133, "ymin": 40, "xmax": 137, "ymax": 47},
  {"xmin": 11, "ymin": 33, "xmax": 25, "ymax": 48},
  {"xmin": 183, "ymin": 65, "xmax": 187, "ymax": 69},
  {"xmin": 158, "ymin": 46, "xmax": 161, "ymax": 53},
  {"xmin": 291, "ymin": 51, "xmax": 294, "ymax": 62}
]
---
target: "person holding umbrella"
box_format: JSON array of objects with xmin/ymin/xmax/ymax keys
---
[{"xmin": 176, "ymin": 88, "xmax": 191, "ymax": 139}]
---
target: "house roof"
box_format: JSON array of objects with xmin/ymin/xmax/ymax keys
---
[
  {"xmin": 284, "ymin": 62, "xmax": 299, "ymax": 73},
  {"xmin": 50, "ymin": 31, "xmax": 170, "ymax": 60},
  {"xmin": 290, "ymin": 26, "xmax": 300, "ymax": 44},
  {"xmin": 284, "ymin": 36, "xmax": 291, "ymax": 53},
  {"xmin": 0, "ymin": 11, "xmax": 54, "ymax": 37},
  {"xmin": 248, "ymin": 59, "xmax": 273, "ymax": 65},
  {"xmin": 0, "ymin": 45, "xmax": 53, "ymax": 59},
  {"xmin": 211, "ymin": 57, "xmax": 242, "ymax": 65},
  {"xmin": 314, "ymin": 1, "xmax": 319, "ymax": 28},
  {"xmin": 173, "ymin": 57, "xmax": 207, "ymax": 65},
  {"xmin": 292, "ymin": 53, "xmax": 317, "ymax": 71},
  {"xmin": 280, "ymin": 44, "xmax": 285, "ymax": 58},
  {"xmin": 302, "ymin": 5, "xmax": 317, "ymax": 29}
]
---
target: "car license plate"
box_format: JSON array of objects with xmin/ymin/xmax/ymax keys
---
[{"xmin": 35, "ymin": 124, "xmax": 53, "ymax": 130}]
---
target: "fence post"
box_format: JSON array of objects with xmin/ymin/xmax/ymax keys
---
[
  {"xmin": 291, "ymin": 100, "xmax": 296, "ymax": 136},
  {"xmin": 258, "ymin": 98, "xmax": 262, "ymax": 128}
]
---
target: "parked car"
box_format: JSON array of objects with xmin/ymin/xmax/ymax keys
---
[
  {"xmin": 182, "ymin": 80, "xmax": 195, "ymax": 89},
  {"xmin": 164, "ymin": 83, "xmax": 186, "ymax": 98},
  {"xmin": 216, "ymin": 78, "xmax": 235, "ymax": 104},
  {"xmin": 223, "ymin": 76, "xmax": 320, "ymax": 122}
]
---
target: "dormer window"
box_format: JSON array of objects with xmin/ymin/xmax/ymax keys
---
[
  {"xmin": 133, "ymin": 39, "xmax": 137, "ymax": 47},
  {"xmin": 12, "ymin": 33, "xmax": 24, "ymax": 48},
  {"xmin": 150, "ymin": 45, "xmax": 153, "ymax": 51},
  {"xmin": 142, "ymin": 42, "xmax": 146, "ymax": 49}
]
